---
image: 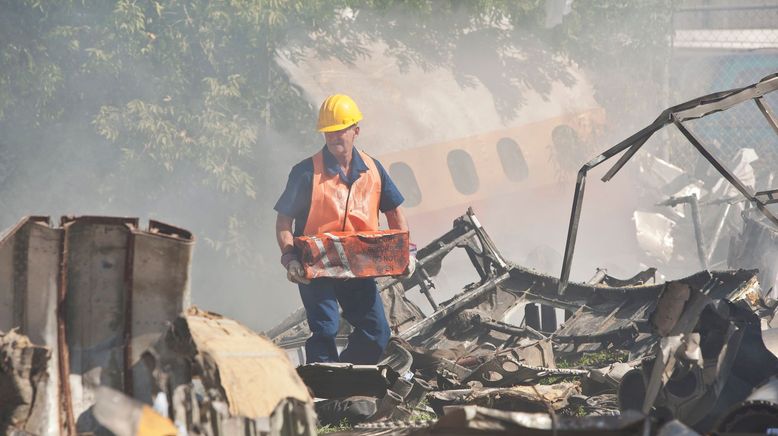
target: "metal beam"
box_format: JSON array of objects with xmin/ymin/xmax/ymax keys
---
[
  {"xmin": 557, "ymin": 73, "xmax": 778, "ymax": 295},
  {"xmin": 658, "ymin": 194, "xmax": 708, "ymax": 270},
  {"xmin": 398, "ymin": 271, "xmax": 511, "ymax": 341},
  {"xmin": 601, "ymin": 116, "xmax": 668, "ymax": 182},
  {"xmin": 755, "ymin": 188, "xmax": 778, "ymax": 205},
  {"xmin": 673, "ymin": 74, "xmax": 778, "ymax": 121},
  {"xmin": 754, "ymin": 96, "xmax": 778, "ymax": 136},
  {"xmin": 673, "ymin": 117, "xmax": 778, "ymax": 227},
  {"xmin": 559, "ymin": 170, "xmax": 587, "ymax": 294}
]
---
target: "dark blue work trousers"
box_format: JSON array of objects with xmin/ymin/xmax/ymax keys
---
[{"xmin": 298, "ymin": 277, "xmax": 391, "ymax": 364}]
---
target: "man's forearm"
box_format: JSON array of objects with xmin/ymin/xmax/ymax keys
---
[
  {"xmin": 275, "ymin": 214, "xmax": 295, "ymax": 254},
  {"xmin": 385, "ymin": 207, "xmax": 408, "ymax": 231}
]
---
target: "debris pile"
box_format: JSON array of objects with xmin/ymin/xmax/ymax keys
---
[
  {"xmin": 2, "ymin": 75, "xmax": 778, "ymax": 435},
  {"xmin": 0, "ymin": 216, "xmax": 315, "ymax": 435},
  {"xmin": 267, "ymin": 74, "xmax": 778, "ymax": 435},
  {"xmin": 272, "ymin": 208, "xmax": 778, "ymax": 435}
]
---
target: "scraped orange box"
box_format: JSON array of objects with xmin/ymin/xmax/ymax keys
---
[{"xmin": 294, "ymin": 230, "xmax": 409, "ymax": 279}]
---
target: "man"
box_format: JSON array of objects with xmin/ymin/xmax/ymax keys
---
[{"xmin": 274, "ymin": 94, "xmax": 408, "ymax": 364}]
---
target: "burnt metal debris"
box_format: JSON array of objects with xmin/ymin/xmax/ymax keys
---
[
  {"xmin": 0, "ymin": 216, "xmax": 318, "ymax": 435},
  {"xmin": 0, "ymin": 208, "xmax": 777, "ymax": 434},
  {"xmin": 1, "ymin": 78, "xmax": 778, "ymax": 436},
  {"xmin": 558, "ymin": 72, "xmax": 778, "ymax": 294},
  {"xmin": 0, "ymin": 216, "xmax": 194, "ymax": 435},
  {"xmin": 268, "ymin": 205, "xmax": 778, "ymax": 435}
]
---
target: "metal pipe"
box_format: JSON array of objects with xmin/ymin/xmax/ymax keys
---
[
  {"xmin": 688, "ymin": 194, "xmax": 708, "ymax": 270},
  {"xmin": 416, "ymin": 266, "xmax": 438, "ymax": 311},
  {"xmin": 673, "ymin": 117, "xmax": 778, "ymax": 227},
  {"xmin": 706, "ymin": 202, "xmax": 731, "ymax": 264},
  {"xmin": 398, "ymin": 271, "xmax": 511, "ymax": 340},
  {"xmin": 658, "ymin": 194, "xmax": 707, "ymax": 269},
  {"xmin": 755, "ymin": 96, "xmax": 778, "ymax": 136},
  {"xmin": 559, "ymin": 170, "xmax": 588, "ymax": 294}
]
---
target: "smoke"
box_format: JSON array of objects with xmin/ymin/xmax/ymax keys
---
[{"xmin": 5, "ymin": 1, "xmax": 775, "ymax": 333}]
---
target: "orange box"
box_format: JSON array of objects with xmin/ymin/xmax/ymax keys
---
[{"xmin": 294, "ymin": 230, "xmax": 409, "ymax": 279}]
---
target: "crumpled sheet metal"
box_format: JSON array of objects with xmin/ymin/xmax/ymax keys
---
[
  {"xmin": 184, "ymin": 308, "xmax": 312, "ymax": 417},
  {"xmin": 715, "ymin": 375, "xmax": 778, "ymax": 433},
  {"xmin": 136, "ymin": 308, "xmax": 317, "ymax": 435},
  {"xmin": 424, "ymin": 406, "xmax": 647, "ymax": 435},
  {"xmin": 616, "ymin": 269, "xmax": 778, "ymax": 431},
  {"xmin": 588, "ymin": 361, "xmax": 641, "ymax": 388},
  {"xmin": 378, "ymin": 337, "xmax": 414, "ymax": 376},
  {"xmin": 498, "ymin": 267, "xmax": 763, "ymax": 358},
  {"xmin": 729, "ymin": 209, "xmax": 778, "ymax": 300},
  {"xmin": 428, "ymin": 383, "xmax": 580, "ymax": 416},
  {"xmin": 268, "ymin": 209, "xmax": 778, "ymax": 430},
  {"xmin": 296, "ymin": 363, "xmax": 399, "ymax": 399},
  {"xmin": 461, "ymin": 358, "xmax": 582, "ymax": 389},
  {"xmin": 0, "ymin": 215, "xmax": 194, "ymax": 435},
  {"xmin": 0, "ymin": 329, "xmax": 51, "ymax": 435}
]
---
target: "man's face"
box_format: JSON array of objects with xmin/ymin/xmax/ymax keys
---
[{"xmin": 324, "ymin": 125, "xmax": 359, "ymax": 159}]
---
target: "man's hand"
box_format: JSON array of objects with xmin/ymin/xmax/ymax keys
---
[
  {"xmin": 401, "ymin": 255, "xmax": 417, "ymax": 279},
  {"xmin": 286, "ymin": 260, "xmax": 311, "ymax": 285}
]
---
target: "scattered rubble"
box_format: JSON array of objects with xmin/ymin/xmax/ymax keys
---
[
  {"xmin": 0, "ymin": 329, "xmax": 50, "ymax": 434},
  {"xmin": 0, "ymin": 217, "xmax": 315, "ymax": 435},
  {"xmin": 274, "ymin": 74, "xmax": 778, "ymax": 435},
  {"xmin": 267, "ymin": 207, "xmax": 778, "ymax": 434},
  {"xmin": 0, "ymin": 75, "xmax": 777, "ymax": 436}
]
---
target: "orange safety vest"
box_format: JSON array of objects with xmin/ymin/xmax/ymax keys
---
[{"xmin": 303, "ymin": 149, "xmax": 381, "ymax": 235}]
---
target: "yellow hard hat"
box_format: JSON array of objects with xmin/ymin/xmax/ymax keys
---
[{"xmin": 317, "ymin": 94, "xmax": 363, "ymax": 132}]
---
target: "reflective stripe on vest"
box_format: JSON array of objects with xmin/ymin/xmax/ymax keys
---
[{"xmin": 303, "ymin": 149, "xmax": 381, "ymax": 235}]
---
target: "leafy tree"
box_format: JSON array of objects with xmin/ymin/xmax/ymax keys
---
[{"xmin": 0, "ymin": 0, "xmax": 673, "ymax": 329}]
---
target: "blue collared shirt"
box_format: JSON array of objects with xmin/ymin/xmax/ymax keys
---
[{"xmin": 274, "ymin": 146, "xmax": 405, "ymax": 236}]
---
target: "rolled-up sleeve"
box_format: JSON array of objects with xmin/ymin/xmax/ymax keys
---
[
  {"xmin": 374, "ymin": 159, "xmax": 405, "ymax": 212},
  {"xmin": 274, "ymin": 160, "xmax": 312, "ymax": 218}
]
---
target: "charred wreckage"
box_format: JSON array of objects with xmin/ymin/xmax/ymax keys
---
[{"xmin": 2, "ymin": 77, "xmax": 778, "ymax": 435}]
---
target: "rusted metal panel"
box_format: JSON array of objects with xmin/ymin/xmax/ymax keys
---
[
  {"xmin": 63, "ymin": 217, "xmax": 135, "ymax": 425},
  {"xmin": 128, "ymin": 220, "xmax": 193, "ymax": 398},
  {"xmin": 0, "ymin": 217, "xmax": 46, "ymax": 334},
  {"xmin": 2, "ymin": 215, "xmax": 196, "ymax": 433},
  {"xmin": 23, "ymin": 220, "xmax": 62, "ymax": 436},
  {"xmin": 24, "ymin": 221, "xmax": 61, "ymax": 345},
  {"xmin": 0, "ymin": 217, "xmax": 61, "ymax": 435}
]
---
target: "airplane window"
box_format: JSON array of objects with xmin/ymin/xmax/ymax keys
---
[
  {"xmin": 496, "ymin": 137, "xmax": 528, "ymax": 182},
  {"xmin": 551, "ymin": 125, "xmax": 586, "ymax": 172},
  {"xmin": 552, "ymin": 125, "xmax": 579, "ymax": 150},
  {"xmin": 447, "ymin": 149, "xmax": 479, "ymax": 195},
  {"xmin": 389, "ymin": 162, "xmax": 422, "ymax": 207}
]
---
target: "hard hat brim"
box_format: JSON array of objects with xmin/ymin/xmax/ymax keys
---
[{"xmin": 318, "ymin": 121, "xmax": 360, "ymax": 133}]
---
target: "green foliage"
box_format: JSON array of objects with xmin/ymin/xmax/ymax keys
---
[
  {"xmin": 410, "ymin": 397, "xmax": 436, "ymax": 422},
  {"xmin": 317, "ymin": 418, "xmax": 352, "ymax": 434},
  {"xmin": 0, "ymin": 0, "xmax": 674, "ymax": 328},
  {"xmin": 539, "ymin": 349, "xmax": 629, "ymax": 385}
]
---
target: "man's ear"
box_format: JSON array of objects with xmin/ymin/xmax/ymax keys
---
[{"xmin": 353, "ymin": 125, "xmax": 360, "ymax": 136}]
